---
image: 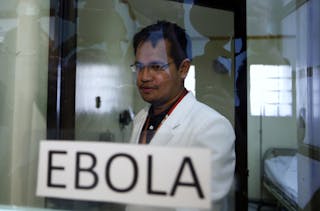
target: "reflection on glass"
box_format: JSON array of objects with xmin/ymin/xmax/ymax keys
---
[
  {"xmin": 75, "ymin": 0, "xmax": 136, "ymax": 143},
  {"xmin": 76, "ymin": 63, "xmax": 122, "ymax": 114}
]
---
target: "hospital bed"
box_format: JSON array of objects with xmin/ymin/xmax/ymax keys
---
[{"xmin": 262, "ymin": 148, "xmax": 298, "ymax": 211}]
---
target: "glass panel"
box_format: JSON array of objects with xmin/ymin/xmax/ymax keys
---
[
  {"xmin": 73, "ymin": 0, "xmax": 235, "ymax": 210},
  {"xmin": 248, "ymin": 0, "xmax": 320, "ymax": 210},
  {"xmin": 0, "ymin": 0, "xmax": 50, "ymax": 209}
]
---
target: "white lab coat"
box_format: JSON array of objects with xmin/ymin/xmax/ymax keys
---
[{"xmin": 126, "ymin": 92, "xmax": 235, "ymax": 211}]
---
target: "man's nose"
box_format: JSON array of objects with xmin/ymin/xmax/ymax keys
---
[{"xmin": 139, "ymin": 68, "xmax": 153, "ymax": 81}]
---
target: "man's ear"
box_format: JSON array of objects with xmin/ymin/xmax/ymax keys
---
[{"xmin": 179, "ymin": 59, "xmax": 191, "ymax": 79}]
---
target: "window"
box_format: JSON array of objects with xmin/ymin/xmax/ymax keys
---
[{"xmin": 250, "ymin": 64, "xmax": 292, "ymax": 116}]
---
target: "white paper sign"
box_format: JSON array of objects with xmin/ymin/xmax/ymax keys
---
[{"xmin": 36, "ymin": 140, "xmax": 211, "ymax": 209}]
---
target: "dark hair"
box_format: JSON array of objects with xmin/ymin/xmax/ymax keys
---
[{"xmin": 133, "ymin": 20, "xmax": 192, "ymax": 68}]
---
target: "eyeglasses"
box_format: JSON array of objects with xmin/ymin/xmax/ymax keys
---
[{"xmin": 130, "ymin": 61, "xmax": 173, "ymax": 73}]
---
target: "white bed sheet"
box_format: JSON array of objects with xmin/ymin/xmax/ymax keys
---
[{"xmin": 264, "ymin": 154, "xmax": 298, "ymax": 203}]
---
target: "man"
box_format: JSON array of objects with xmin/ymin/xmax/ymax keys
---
[{"xmin": 128, "ymin": 21, "xmax": 235, "ymax": 211}]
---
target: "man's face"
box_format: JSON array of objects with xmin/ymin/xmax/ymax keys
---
[{"xmin": 135, "ymin": 39, "xmax": 185, "ymax": 107}]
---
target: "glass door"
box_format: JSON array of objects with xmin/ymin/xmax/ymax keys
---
[{"xmin": 47, "ymin": 0, "xmax": 247, "ymax": 210}]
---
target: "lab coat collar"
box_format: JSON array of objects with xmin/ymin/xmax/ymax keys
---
[{"xmin": 149, "ymin": 92, "xmax": 196, "ymax": 146}]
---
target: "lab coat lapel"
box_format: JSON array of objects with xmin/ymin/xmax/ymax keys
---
[
  {"xmin": 130, "ymin": 107, "xmax": 148, "ymax": 144},
  {"xmin": 149, "ymin": 92, "xmax": 195, "ymax": 146}
]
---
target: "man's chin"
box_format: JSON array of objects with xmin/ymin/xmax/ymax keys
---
[
  {"xmin": 141, "ymin": 96, "xmax": 154, "ymax": 104},
  {"xmin": 140, "ymin": 95, "xmax": 159, "ymax": 105}
]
